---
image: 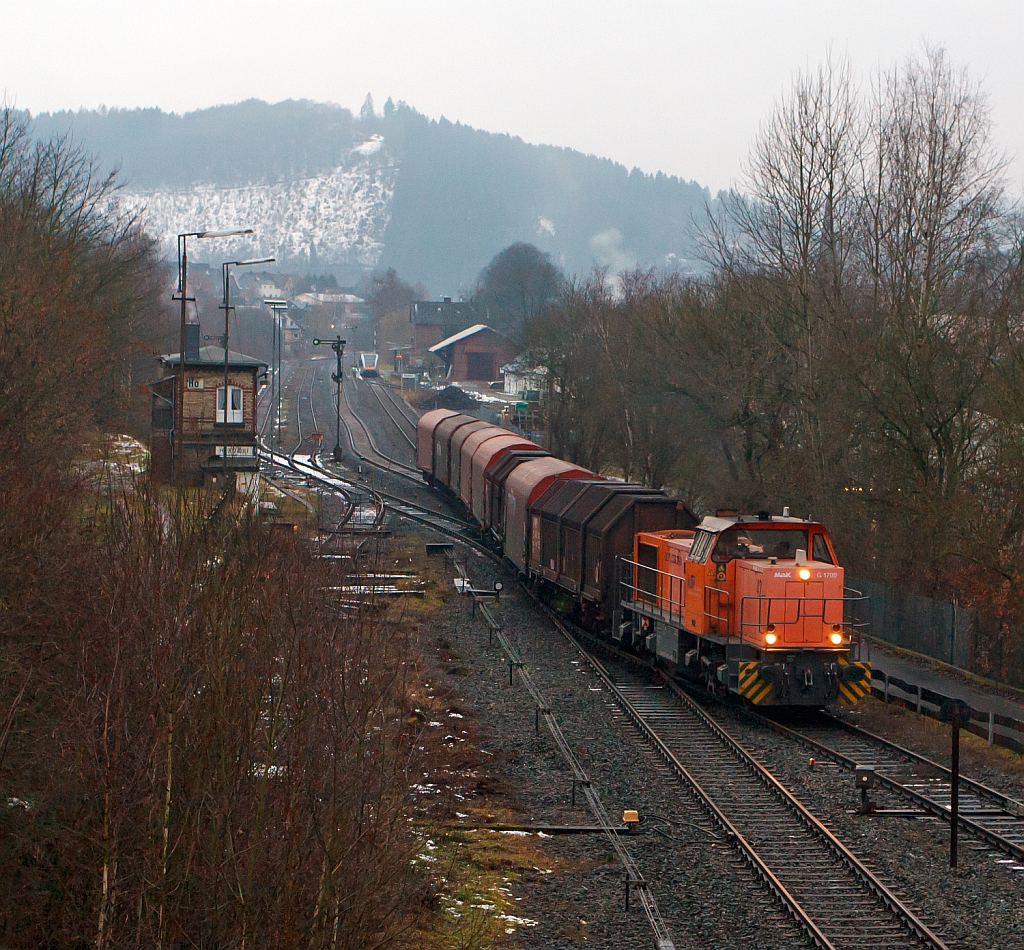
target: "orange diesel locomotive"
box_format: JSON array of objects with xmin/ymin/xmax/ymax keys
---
[{"xmin": 617, "ymin": 513, "xmax": 871, "ymax": 706}]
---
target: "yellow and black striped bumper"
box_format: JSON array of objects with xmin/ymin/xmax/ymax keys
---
[
  {"xmin": 738, "ymin": 661, "xmax": 774, "ymax": 705},
  {"xmin": 837, "ymin": 658, "xmax": 871, "ymax": 704}
]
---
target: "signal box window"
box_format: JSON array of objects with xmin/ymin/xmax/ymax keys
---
[{"xmin": 217, "ymin": 385, "xmax": 243, "ymax": 424}]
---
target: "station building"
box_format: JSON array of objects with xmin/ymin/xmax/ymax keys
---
[
  {"xmin": 428, "ymin": 324, "xmax": 518, "ymax": 382},
  {"xmin": 149, "ymin": 323, "xmax": 267, "ymax": 488}
]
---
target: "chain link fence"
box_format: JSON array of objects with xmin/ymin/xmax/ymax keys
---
[{"xmin": 852, "ymin": 577, "xmax": 1024, "ymax": 689}]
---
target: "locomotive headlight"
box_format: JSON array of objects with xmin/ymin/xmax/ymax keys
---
[
  {"xmin": 798, "ymin": 567, "xmax": 812, "ymax": 581},
  {"xmin": 764, "ymin": 625, "xmax": 778, "ymax": 645},
  {"xmin": 830, "ymin": 632, "xmax": 844, "ymax": 645}
]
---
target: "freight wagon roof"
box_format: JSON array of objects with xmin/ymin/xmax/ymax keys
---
[
  {"xmin": 416, "ymin": 408, "xmax": 460, "ymax": 442},
  {"xmin": 561, "ymin": 483, "xmax": 662, "ymax": 530},
  {"xmin": 473, "ymin": 433, "xmax": 540, "ymax": 472},
  {"xmin": 533, "ymin": 478, "xmax": 607, "ymax": 520},
  {"xmin": 461, "ymin": 425, "xmax": 514, "ymax": 461},
  {"xmin": 505, "ymin": 457, "xmax": 593, "ymax": 509},
  {"xmin": 435, "ymin": 413, "xmax": 477, "ymax": 439},
  {"xmin": 588, "ymin": 492, "xmax": 693, "ymax": 538}
]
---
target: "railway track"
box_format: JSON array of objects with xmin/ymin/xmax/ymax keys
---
[
  {"xmin": 363, "ymin": 379, "xmax": 418, "ymax": 447},
  {"xmin": 538, "ymin": 618, "xmax": 951, "ymax": 950},
  {"xmin": 753, "ymin": 710, "xmax": 1024, "ymax": 863},
  {"xmin": 292, "ymin": 354, "xmax": 965, "ymax": 947},
  {"xmin": 340, "ymin": 380, "xmax": 422, "ymax": 480}
]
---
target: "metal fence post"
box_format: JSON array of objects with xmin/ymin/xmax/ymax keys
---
[
  {"xmin": 916, "ymin": 684, "xmax": 922, "ymax": 714},
  {"xmin": 884, "ymin": 672, "xmax": 889, "ymax": 704},
  {"xmin": 988, "ymin": 711, "xmax": 995, "ymax": 747}
]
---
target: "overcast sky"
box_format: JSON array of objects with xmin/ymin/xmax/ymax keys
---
[{"xmin": 4, "ymin": 0, "xmax": 1022, "ymax": 194}]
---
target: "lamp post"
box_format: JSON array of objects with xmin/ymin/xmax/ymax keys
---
[
  {"xmin": 263, "ymin": 298, "xmax": 288, "ymax": 446},
  {"xmin": 219, "ymin": 258, "xmax": 274, "ymax": 475},
  {"xmin": 312, "ymin": 336, "xmax": 346, "ymax": 462},
  {"xmin": 171, "ymin": 228, "xmax": 254, "ymax": 484}
]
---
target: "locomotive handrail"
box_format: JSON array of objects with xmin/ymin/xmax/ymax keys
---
[
  {"xmin": 738, "ymin": 593, "xmax": 871, "ymax": 643},
  {"xmin": 618, "ymin": 557, "xmax": 871, "ymax": 652}
]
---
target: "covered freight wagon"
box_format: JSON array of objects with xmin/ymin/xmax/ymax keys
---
[
  {"xmin": 529, "ymin": 481, "xmax": 696, "ymax": 607},
  {"xmin": 457, "ymin": 426, "xmax": 513, "ymax": 511},
  {"xmin": 486, "ymin": 448, "xmax": 550, "ymax": 535},
  {"xmin": 416, "ymin": 408, "xmax": 459, "ymax": 476},
  {"xmin": 504, "ymin": 458, "xmax": 592, "ymax": 571},
  {"xmin": 433, "ymin": 413, "xmax": 478, "ymax": 489},
  {"xmin": 470, "ymin": 434, "xmax": 541, "ymax": 526},
  {"xmin": 448, "ymin": 420, "xmax": 494, "ymax": 500}
]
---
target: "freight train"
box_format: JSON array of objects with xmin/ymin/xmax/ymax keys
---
[{"xmin": 417, "ymin": 408, "xmax": 871, "ymax": 707}]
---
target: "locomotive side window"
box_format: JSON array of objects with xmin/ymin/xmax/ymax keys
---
[
  {"xmin": 711, "ymin": 528, "xmax": 809, "ymax": 562},
  {"xmin": 812, "ymin": 533, "xmax": 834, "ymax": 564},
  {"xmin": 688, "ymin": 529, "xmax": 716, "ymax": 564}
]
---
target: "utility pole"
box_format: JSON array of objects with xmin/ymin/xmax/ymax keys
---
[
  {"xmin": 219, "ymin": 257, "xmax": 274, "ymax": 478},
  {"xmin": 313, "ymin": 336, "xmax": 346, "ymax": 462},
  {"xmin": 171, "ymin": 228, "xmax": 253, "ymax": 485},
  {"xmin": 263, "ymin": 299, "xmax": 288, "ymax": 446}
]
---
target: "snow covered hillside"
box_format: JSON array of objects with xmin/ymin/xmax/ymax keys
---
[{"xmin": 118, "ymin": 136, "xmax": 395, "ymax": 270}]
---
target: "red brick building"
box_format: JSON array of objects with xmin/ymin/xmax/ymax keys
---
[
  {"xmin": 428, "ymin": 324, "xmax": 518, "ymax": 382},
  {"xmin": 150, "ymin": 323, "xmax": 267, "ymax": 487}
]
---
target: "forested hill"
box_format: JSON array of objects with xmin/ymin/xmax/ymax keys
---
[{"xmin": 28, "ymin": 98, "xmax": 712, "ymax": 292}]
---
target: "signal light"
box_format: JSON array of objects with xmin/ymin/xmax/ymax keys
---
[{"xmin": 798, "ymin": 567, "xmax": 811, "ymax": 581}]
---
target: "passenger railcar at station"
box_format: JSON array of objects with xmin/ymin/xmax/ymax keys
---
[
  {"xmin": 358, "ymin": 352, "xmax": 380, "ymax": 377},
  {"xmin": 415, "ymin": 410, "xmax": 870, "ymax": 707}
]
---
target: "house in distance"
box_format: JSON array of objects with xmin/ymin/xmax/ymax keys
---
[{"xmin": 149, "ymin": 323, "xmax": 267, "ymax": 489}]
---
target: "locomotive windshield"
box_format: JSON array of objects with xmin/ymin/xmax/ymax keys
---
[{"xmin": 711, "ymin": 527, "xmax": 810, "ymax": 562}]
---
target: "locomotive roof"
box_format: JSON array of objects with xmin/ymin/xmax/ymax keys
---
[{"xmin": 698, "ymin": 514, "xmax": 818, "ymax": 533}]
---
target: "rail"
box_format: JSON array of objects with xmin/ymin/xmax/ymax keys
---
[{"xmin": 454, "ymin": 556, "xmax": 678, "ymax": 950}]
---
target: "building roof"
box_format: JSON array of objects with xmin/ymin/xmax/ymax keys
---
[
  {"xmin": 429, "ymin": 324, "xmax": 502, "ymax": 353},
  {"xmin": 411, "ymin": 299, "xmax": 480, "ymax": 326},
  {"xmin": 160, "ymin": 346, "xmax": 267, "ymax": 370}
]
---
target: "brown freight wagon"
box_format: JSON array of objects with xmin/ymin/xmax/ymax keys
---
[
  {"xmin": 416, "ymin": 408, "xmax": 459, "ymax": 477},
  {"xmin": 433, "ymin": 413, "xmax": 478, "ymax": 489},
  {"xmin": 486, "ymin": 448, "xmax": 550, "ymax": 536}
]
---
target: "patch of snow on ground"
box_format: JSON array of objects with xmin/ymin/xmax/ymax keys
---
[
  {"xmin": 352, "ymin": 134, "xmax": 384, "ymax": 155},
  {"xmin": 118, "ymin": 143, "xmax": 396, "ymax": 269}
]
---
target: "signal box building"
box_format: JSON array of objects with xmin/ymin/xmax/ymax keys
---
[
  {"xmin": 149, "ymin": 323, "xmax": 267, "ymax": 487},
  {"xmin": 429, "ymin": 324, "xmax": 517, "ymax": 383}
]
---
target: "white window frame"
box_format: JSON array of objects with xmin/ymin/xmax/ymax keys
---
[{"xmin": 217, "ymin": 385, "xmax": 244, "ymax": 424}]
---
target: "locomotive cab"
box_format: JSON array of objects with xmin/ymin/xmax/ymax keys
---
[{"xmin": 626, "ymin": 513, "xmax": 870, "ymax": 706}]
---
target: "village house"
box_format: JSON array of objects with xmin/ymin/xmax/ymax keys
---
[{"xmin": 149, "ymin": 323, "xmax": 267, "ymax": 489}]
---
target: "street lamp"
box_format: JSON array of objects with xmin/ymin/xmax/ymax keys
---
[
  {"xmin": 263, "ymin": 298, "xmax": 288, "ymax": 446},
  {"xmin": 172, "ymin": 228, "xmax": 254, "ymax": 484},
  {"xmin": 219, "ymin": 257, "xmax": 274, "ymax": 474},
  {"xmin": 312, "ymin": 336, "xmax": 346, "ymax": 462}
]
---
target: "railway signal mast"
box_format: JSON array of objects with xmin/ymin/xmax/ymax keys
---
[{"xmin": 313, "ymin": 336, "xmax": 347, "ymax": 461}]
